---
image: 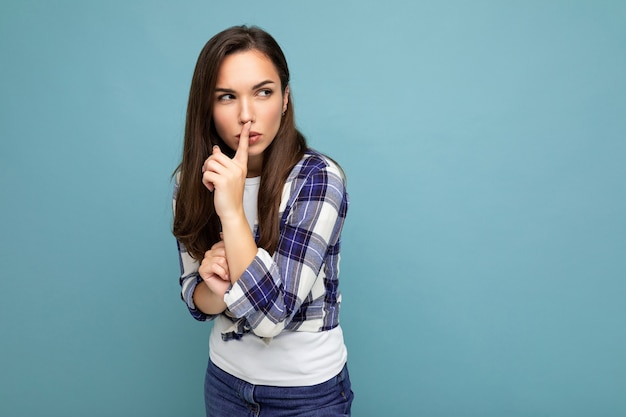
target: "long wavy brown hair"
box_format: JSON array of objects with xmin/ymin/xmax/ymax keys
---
[{"xmin": 173, "ymin": 25, "xmax": 307, "ymax": 261}]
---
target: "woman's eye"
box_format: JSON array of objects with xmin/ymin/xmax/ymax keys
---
[
  {"xmin": 258, "ymin": 89, "xmax": 272, "ymax": 97},
  {"xmin": 217, "ymin": 94, "xmax": 235, "ymax": 102}
]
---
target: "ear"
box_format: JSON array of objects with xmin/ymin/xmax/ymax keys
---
[{"xmin": 282, "ymin": 85, "xmax": 290, "ymax": 113}]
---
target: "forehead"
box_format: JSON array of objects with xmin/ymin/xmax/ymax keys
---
[{"xmin": 216, "ymin": 49, "xmax": 280, "ymax": 87}]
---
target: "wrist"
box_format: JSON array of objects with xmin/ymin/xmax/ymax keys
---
[{"xmin": 219, "ymin": 208, "xmax": 247, "ymax": 228}]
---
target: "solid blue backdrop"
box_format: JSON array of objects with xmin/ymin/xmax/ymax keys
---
[{"xmin": 1, "ymin": 1, "xmax": 625, "ymax": 416}]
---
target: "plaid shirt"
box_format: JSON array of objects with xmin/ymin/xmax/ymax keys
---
[{"xmin": 175, "ymin": 150, "xmax": 348, "ymax": 340}]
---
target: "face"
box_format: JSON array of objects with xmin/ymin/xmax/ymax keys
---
[{"xmin": 212, "ymin": 49, "xmax": 289, "ymax": 174}]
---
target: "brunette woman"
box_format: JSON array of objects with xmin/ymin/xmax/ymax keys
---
[{"xmin": 173, "ymin": 25, "xmax": 353, "ymax": 416}]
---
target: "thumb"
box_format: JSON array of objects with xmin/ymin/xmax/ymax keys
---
[{"xmin": 234, "ymin": 121, "xmax": 250, "ymax": 166}]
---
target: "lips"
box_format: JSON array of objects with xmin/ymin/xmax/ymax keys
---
[{"xmin": 238, "ymin": 131, "xmax": 262, "ymax": 144}]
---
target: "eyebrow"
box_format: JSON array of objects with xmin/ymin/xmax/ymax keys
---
[{"xmin": 215, "ymin": 79, "xmax": 276, "ymax": 93}]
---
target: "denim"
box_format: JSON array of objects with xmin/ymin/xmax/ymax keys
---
[{"xmin": 204, "ymin": 360, "xmax": 354, "ymax": 417}]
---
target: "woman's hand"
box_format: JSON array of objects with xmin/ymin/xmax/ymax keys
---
[
  {"xmin": 201, "ymin": 122, "xmax": 257, "ymax": 286},
  {"xmin": 198, "ymin": 240, "xmax": 231, "ymax": 298},
  {"xmin": 201, "ymin": 122, "xmax": 250, "ymax": 220}
]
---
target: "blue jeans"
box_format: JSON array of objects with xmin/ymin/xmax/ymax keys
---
[{"xmin": 204, "ymin": 360, "xmax": 354, "ymax": 417}]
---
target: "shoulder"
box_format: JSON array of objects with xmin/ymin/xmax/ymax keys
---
[
  {"xmin": 282, "ymin": 149, "xmax": 348, "ymax": 211},
  {"xmin": 289, "ymin": 149, "xmax": 346, "ymax": 186}
]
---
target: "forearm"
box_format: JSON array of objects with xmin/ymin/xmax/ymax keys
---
[
  {"xmin": 220, "ymin": 211, "xmax": 258, "ymax": 284},
  {"xmin": 193, "ymin": 282, "xmax": 227, "ymax": 315}
]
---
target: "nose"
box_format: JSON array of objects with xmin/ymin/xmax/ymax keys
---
[{"xmin": 238, "ymin": 97, "xmax": 255, "ymax": 125}]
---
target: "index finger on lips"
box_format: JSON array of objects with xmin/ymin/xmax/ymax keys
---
[{"xmin": 234, "ymin": 121, "xmax": 250, "ymax": 165}]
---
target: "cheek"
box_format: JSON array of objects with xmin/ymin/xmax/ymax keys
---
[{"xmin": 262, "ymin": 105, "xmax": 283, "ymax": 127}]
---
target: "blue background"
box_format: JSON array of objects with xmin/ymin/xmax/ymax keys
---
[{"xmin": 1, "ymin": 1, "xmax": 625, "ymax": 416}]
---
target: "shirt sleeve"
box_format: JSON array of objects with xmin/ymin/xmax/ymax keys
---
[
  {"xmin": 223, "ymin": 160, "xmax": 348, "ymax": 338},
  {"xmin": 177, "ymin": 241, "xmax": 214, "ymax": 322}
]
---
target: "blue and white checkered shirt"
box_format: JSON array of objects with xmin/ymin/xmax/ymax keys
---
[{"xmin": 175, "ymin": 150, "xmax": 348, "ymax": 341}]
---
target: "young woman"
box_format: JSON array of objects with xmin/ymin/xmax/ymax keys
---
[{"xmin": 172, "ymin": 26, "xmax": 354, "ymax": 416}]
